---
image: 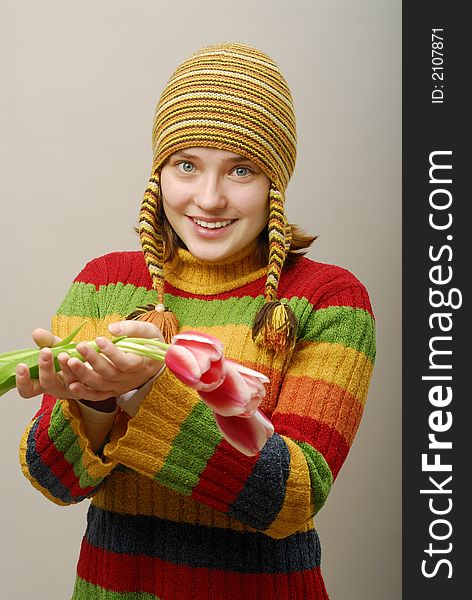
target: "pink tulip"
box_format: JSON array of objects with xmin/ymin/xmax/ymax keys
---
[
  {"xmin": 198, "ymin": 359, "xmax": 269, "ymax": 417},
  {"xmin": 165, "ymin": 333, "xmax": 274, "ymax": 456},
  {"xmin": 214, "ymin": 409, "xmax": 275, "ymax": 456},
  {"xmin": 165, "ymin": 331, "xmax": 225, "ymax": 391}
]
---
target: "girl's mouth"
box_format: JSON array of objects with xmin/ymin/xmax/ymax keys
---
[
  {"xmin": 192, "ymin": 218, "xmax": 234, "ymax": 229},
  {"xmin": 188, "ymin": 216, "xmax": 236, "ymax": 239}
]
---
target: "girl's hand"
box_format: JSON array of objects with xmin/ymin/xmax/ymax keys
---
[{"xmin": 15, "ymin": 321, "xmax": 165, "ymax": 401}]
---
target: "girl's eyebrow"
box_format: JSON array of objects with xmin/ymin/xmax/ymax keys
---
[
  {"xmin": 225, "ymin": 155, "xmax": 253, "ymax": 163},
  {"xmin": 171, "ymin": 151, "xmax": 199, "ymax": 160}
]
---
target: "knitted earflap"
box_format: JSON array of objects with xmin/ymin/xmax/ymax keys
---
[
  {"xmin": 252, "ymin": 185, "xmax": 298, "ymax": 352},
  {"xmin": 126, "ymin": 164, "xmax": 178, "ymax": 342}
]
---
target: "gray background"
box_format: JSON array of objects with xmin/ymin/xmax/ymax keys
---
[{"xmin": 0, "ymin": 1, "xmax": 401, "ymax": 598}]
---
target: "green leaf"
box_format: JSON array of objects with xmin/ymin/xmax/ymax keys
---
[
  {"xmin": 0, "ymin": 320, "xmax": 86, "ymax": 365},
  {"xmin": 0, "ymin": 375, "xmax": 17, "ymax": 397},
  {"xmin": 0, "ymin": 347, "xmax": 40, "ymax": 360},
  {"xmin": 0, "ymin": 349, "xmax": 41, "ymax": 390},
  {"xmin": 0, "ymin": 351, "xmax": 61, "ymax": 398}
]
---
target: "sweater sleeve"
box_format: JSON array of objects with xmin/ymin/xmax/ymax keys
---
[
  {"xmin": 103, "ymin": 280, "xmax": 375, "ymax": 538},
  {"xmin": 264, "ymin": 282, "xmax": 375, "ymax": 536},
  {"xmin": 19, "ymin": 258, "xmax": 123, "ymax": 506}
]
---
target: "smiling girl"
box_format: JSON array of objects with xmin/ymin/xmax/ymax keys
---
[
  {"xmin": 17, "ymin": 43, "xmax": 376, "ymax": 599},
  {"xmin": 161, "ymin": 148, "xmax": 270, "ymax": 262}
]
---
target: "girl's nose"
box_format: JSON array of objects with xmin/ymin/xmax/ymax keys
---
[{"xmin": 194, "ymin": 175, "xmax": 227, "ymax": 211}]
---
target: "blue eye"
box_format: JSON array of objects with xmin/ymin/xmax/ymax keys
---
[
  {"xmin": 234, "ymin": 167, "xmax": 249, "ymax": 177},
  {"xmin": 180, "ymin": 162, "xmax": 194, "ymax": 172}
]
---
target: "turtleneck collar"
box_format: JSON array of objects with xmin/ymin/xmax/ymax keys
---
[{"xmin": 164, "ymin": 240, "xmax": 267, "ymax": 295}]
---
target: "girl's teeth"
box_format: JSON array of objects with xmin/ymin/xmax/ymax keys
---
[{"xmin": 194, "ymin": 219, "xmax": 232, "ymax": 229}]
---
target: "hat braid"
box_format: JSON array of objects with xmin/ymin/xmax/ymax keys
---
[
  {"xmin": 251, "ymin": 184, "xmax": 298, "ymax": 353},
  {"xmin": 265, "ymin": 185, "xmax": 289, "ymax": 301},
  {"xmin": 126, "ymin": 164, "xmax": 179, "ymax": 342},
  {"xmin": 140, "ymin": 165, "xmax": 165, "ymax": 303}
]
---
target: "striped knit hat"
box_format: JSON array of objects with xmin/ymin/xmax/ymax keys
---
[{"xmin": 132, "ymin": 42, "xmax": 298, "ymax": 352}]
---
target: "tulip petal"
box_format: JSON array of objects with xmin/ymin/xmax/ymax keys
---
[
  {"xmin": 166, "ymin": 332, "xmax": 226, "ymax": 391},
  {"xmin": 172, "ymin": 331, "xmax": 224, "ymax": 355},
  {"xmin": 176, "ymin": 341, "xmax": 221, "ymax": 375},
  {"xmin": 165, "ymin": 345, "xmax": 203, "ymax": 386},
  {"xmin": 175, "ymin": 338, "xmax": 222, "ymax": 360},
  {"xmin": 214, "ymin": 409, "xmax": 275, "ymax": 456},
  {"xmin": 199, "ymin": 364, "xmax": 251, "ymax": 416},
  {"xmin": 199, "ymin": 359, "xmax": 225, "ymax": 388},
  {"xmin": 225, "ymin": 359, "xmax": 270, "ymax": 383}
]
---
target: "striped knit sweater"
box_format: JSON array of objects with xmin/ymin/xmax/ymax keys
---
[{"xmin": 19, "ymin": 242, "xmax": 375, "ymax": 600}]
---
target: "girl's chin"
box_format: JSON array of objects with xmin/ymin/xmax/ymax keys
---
[{"xmin": 184, "ymin": 238, "xmax": 243, "ymax": 263}]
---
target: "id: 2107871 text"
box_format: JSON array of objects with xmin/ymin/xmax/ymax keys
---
[{"xmin": 431, "ymin": 28, "xmax": 444, "ymax": 104}]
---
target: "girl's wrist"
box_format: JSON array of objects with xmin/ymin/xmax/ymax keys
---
[{"xmin": 76, "ymin": 399, "xmax": 119, "ymax": 453}]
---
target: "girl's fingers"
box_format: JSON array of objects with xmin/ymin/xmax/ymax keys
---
[
  {"xmin": 49, "ymin": 335, "xmax": 162, "ymax": 397},
  {"xmin": 15, "ymin": 350, "xmax": 114, "ymax": 401},
  {"xmin": 32, "ymin": 328, "xmax": 62, "ymax": 348},
  {"xmin": 109, "ymin": 320, "xmax": 164, "ymax": 341},
  {"xmin": 58, "ymin": 351, "xmax": 114, "ymax": 398},
  {"xmin": 68, "ymin": 381, "xmax": 114, "ymax": 400},
  {"xmin": 57, "ymin": 352, "xmax": 78, "ymax": 388},
  {"xmin": 66, "ymin": 357, "xmax": 102, "ymax": 388},
  {"xmin": 37, "ymin": 348, "xmax": 64, "ymax": 393},
  {"xmin": 68, "ymin": 342, "xmax": 117, "ymax": 382},
  {"xmin": 15, "ymin": 364, "xmax": 43, "ymax": 398},
  {"xmin": 95, "ymin": 337, "xmax": 144, "ymax": 371}
]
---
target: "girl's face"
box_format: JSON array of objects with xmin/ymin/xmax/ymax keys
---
[{"xmin": 160, "ymin": 147, "xmax": 270, "ymax": 263}]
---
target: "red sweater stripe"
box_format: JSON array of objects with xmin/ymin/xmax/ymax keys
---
[{"xmin": 77, "ymin": 537, "xmax": 327, "ymax": 600}]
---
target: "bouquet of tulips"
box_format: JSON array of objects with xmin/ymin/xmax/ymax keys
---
[{"xmin": 0, "ymin": 324, "xmax": 274, "ymax": 456}]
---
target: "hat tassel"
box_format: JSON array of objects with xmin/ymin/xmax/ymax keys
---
[
  {"xmin": 126, "ymin": 303, "xmax": 179, "ymax": 343},
  {"xmin": 252, "ymin": 301, "xmax": 298, "ymax": 353}
]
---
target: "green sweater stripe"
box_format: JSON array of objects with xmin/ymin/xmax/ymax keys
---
[
  {"xmin": 293, "ymin": 440, "xmax": 333, "ymax": 513},
  {"xmin": 96, "ymin": 284, "xmax": 158, "ymax": 318},
  {"xmin": 73, "ymin": 577, "xmax": 160, "ymax": 599},
  {"xmin": 49, "ymin": 402, "xmax": 103, "ymax": 489},
  {"xmin": 301, "ymin": 306, "xmax": 375, "ymax": 361},
  {"xmin": 56, "ymin": 282, "xmax": 100, "ymax": 318},
  {"xmin": 166, "ymin": 294, "xmax": 265, "ymax": 327},
  {"xmin": 155, "ymin": 402, "xmax": 222, "ymax": 494},
  {"xmin": 56, "ymin": 282, "xmax": 157, "ymax": 318},
  {"xmin": 57, "ymin": 283, "xmax": 373, "ymax": 357}
]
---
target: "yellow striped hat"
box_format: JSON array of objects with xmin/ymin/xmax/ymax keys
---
[{"xmin": 135, "ymin": 42, "xmax": 298, "ymax": 352}]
